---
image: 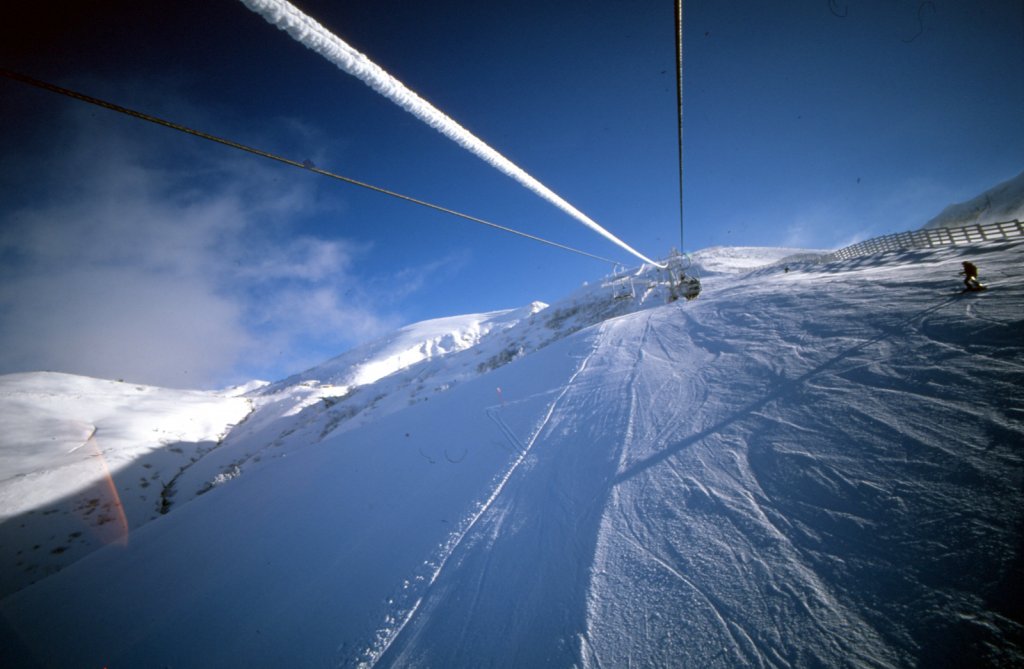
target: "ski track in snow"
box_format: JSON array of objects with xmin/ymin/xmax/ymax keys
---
[
  {"xmin": 2, "ymin": 242, "xmax": 1023, "ymax": 667},
  {"xmin": 367, "ymin": 316, "xmax": 658, "ymax": 667},
  {"xmin": 359, "ymin": 338, "xmax": 602, "ymax": 667},
  {"xmin": 583, "ymin": 245, "xmax": 1023, "ymax": 667}
]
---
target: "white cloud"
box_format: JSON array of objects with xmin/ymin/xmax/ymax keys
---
[
  {"xmin": 0, "ymin": 102, "xmax": 406, "ymax": 388},
  {"xmin": 237, "ymin": 236, "xmax": 364, "ymax": 282},
  {"xmin": 0, "ymin": 268, "xmax": 250, "ymax": 387}
]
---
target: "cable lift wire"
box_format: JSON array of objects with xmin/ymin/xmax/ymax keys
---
[
  {"xmin": 0, "ymin": 68, "xmax": 620, "ymax": 267},
  {"xmin": 238, "ymin": 0, "xmax": 665, "ymax": 269},
  {"xmin": 671, "ymin": 2, "xmax": 704, "ymax": 302},
  {"xmin": 674, "ymin": 0, "xmax": 686, "ymax": 258}
]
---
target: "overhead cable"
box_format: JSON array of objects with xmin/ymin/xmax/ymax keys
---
[
  {"xmin": 0, "ymin": 68, "xmax": 619, "ymax": 266},
  {"xmin": 238, "ymin": 0, "xmax": 665, "ymax": 269},
  {"xmin": 675, "ymin": 0, "xmax": 685, "ymax": 252}
]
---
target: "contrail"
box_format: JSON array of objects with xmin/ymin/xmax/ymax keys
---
[{"xmin": 238, "ymin": 0, "xmax": 663, "ymax": 268}]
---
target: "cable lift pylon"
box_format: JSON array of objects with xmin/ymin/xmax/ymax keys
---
[{"xmin": 667, "ymin": 0, "xmax": 700, "ymax": 301}]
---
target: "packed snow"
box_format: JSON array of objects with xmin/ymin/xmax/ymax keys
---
[
  {"xmin": 0, "ymin": 374, "xmax": 253, "ymax": 598},
  {"xmin": 923, "ymin": 169, "xmax": 1024, "ymax": 229},
  {"xmin": 1, "ymin": 242, "xmax": 1022, "ymax": 667}
]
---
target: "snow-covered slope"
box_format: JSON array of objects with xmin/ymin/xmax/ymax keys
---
[
  {"xmin": 689, "ymin": 245, "xmax": 824, "ymax": 274},
  {"xmin": 923, "ymin": 169, "xmax": 1024, "ymax": 229},
  {"xmin": 0, "ymin": 373, "xmax": 253, "ymax": 599},
  {"xmin": 265, "ymin": 303, "xmax": 547, "ymax": 395},
  {"xmin": 1, "ymin": 243, "xmax": 1022, "ymax": 667}
]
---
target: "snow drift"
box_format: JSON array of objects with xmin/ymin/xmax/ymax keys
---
[{"xmin": 1, "ymin": 242, "xmax": 1022, "ymax": 667}]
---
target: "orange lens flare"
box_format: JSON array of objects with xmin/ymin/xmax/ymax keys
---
[{"xmin": 81, "ymin": 431, "xmax": 130, "ymax": 546}]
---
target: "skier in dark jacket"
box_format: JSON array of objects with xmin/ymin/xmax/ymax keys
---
[{"xmin": 960, "ymin": 261, "xmax": 982, "ymax": 291}]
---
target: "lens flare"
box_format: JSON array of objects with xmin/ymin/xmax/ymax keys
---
[{"xmin": 81, "ymin": 429, "xmax": 130, "ymax": 546}]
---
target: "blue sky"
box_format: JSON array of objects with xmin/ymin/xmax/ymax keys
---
[{"xmin": 1, "ymin": 0, "xmax": 1022, "ymax": 388}]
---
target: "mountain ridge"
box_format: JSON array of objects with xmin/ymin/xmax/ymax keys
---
[
  {"xmin": 2, "ymin": 242, "xmax": 1022, "ymax": 667},
  {"xmin": 923, "ymin": 169, "xmax": 1024, "ymax": 229}
]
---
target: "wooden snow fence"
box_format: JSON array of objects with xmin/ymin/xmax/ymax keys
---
[{"xmin": 827, "ymin": 219, "xmax": 1024, "ymax": 262}]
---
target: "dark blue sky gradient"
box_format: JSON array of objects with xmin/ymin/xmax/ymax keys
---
[{"xmin": 1, "ymin": 0, "xmax": 1022, "ymax": 386}]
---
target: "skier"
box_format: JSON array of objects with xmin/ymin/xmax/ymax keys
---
[{"xmin": 960, "ymin": 261, "xmax": 984, "ymax": 292}]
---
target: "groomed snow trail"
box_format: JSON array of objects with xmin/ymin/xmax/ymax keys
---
[
  {"xmin": 1, "ymin": 243, "xmax": 1021, "ymax": 667},
  {"xmin": 376, "ymin": 242, "xmax": 1024, "ymax": 667},
  {"xmin": 376, "ymin": 315, "xmax": 661, "ymax": 666},
  {"xmin": 359, "ymin": 334, "xmax": 602, "ymax": 666},
  {"xmin": 582, "ymin": 243, "xmax": 1024, "ymax": 667},
  {"xmin": 583, "ymin": 299, "xmax": 898, "ymax": 667}
]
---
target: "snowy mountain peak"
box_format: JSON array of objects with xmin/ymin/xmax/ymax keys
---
[
  {"xmin": 3, "ymin": 243, "xmax": 1022, "ymax": 667},
  {"xmin": 263, "ymin": 301, "xmax": 549, "ymax": 396},
  {"xmin": 923, "ymin": 169, "xmax": 1024, "ymax": 229},
  {"xmin": 688, "ymin": 246, "xmax": 825, "ymax": 274}
]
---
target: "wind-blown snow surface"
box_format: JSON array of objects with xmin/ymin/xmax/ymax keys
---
[
  {"xmin": 923, "ymin": 169, "xmax": 1024, "ymax": 229},
  {"xmin": 1, "ymin": 243, "xmax": 1023, "ymax": 667}
]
